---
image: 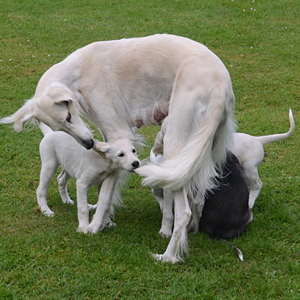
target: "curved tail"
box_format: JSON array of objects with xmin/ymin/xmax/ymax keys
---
[
  {"xmin": 256, "ymin": 109, "xmax": 295, "ymax": 145},
  {"xmin": 0, "ymin": 98, "xmax": 35, "ymax": 132},
  {"xmin": 38, "ymin": 121, "xmax": 53, "ymax": 136},
  {"xmin": 136, "ymin": 92, "xmax": 235, "ymax": 197}
]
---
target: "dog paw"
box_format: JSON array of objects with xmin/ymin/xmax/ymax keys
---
[
  {"xmin": 77, "ymin": 226, "xmax": 88, "ymax": 233},
  {"xmin": 158, "ymin": 228, "xmax": 172, "ymax": 238},
  {"xmin": 85, "ymin": 224, "xmax": 100, "ymax": 235},
  {"xmin": 76, "ymin": 227, "xmax": 86, "ymax": 233},
  {"xmin": 42, "ymin": 209, "xmax": 55, "ymax": 217},
  {"xmin": 152, "ymin": 253, "xmax": 183, "ymax": 264},
  {"xmin": 106, "ymin": 221, "xmax": 117, "ymax": 228},
  {"xmin": 65, "ymin": 199, "xmax": 74, "ymax": 205}
]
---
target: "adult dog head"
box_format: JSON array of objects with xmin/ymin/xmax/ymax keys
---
[{"xmin": 0, "ymin": 82, "xmax": 94, "ymax": 149}]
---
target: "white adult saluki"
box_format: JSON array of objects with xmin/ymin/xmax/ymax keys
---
[{"xmin": 0, "ymin": 34, "xmax": 235, "ymax": 263}]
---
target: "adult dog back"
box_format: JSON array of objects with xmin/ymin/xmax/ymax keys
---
[{"xmin": 136, "ymin": 47, "xmax": 235, "ymax": 198}]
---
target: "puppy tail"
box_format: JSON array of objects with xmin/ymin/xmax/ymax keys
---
[
  {"xmin": 0, "ymin": 98, "xmax": 36, "ymax": 132},
  {"xmin": 137, "ymin": 90, "xmax": 235, "ymax": 197},
  {"xmin": 256, "ymin": 109, "xmax": 295, "ymax": 146},
  {"xmin": 150, "ymin": 148, "xmax": 164, "ymax": 165},
  {"xmin": 38, "ymin": 121, "xmax": 53, "ymax": 136}
]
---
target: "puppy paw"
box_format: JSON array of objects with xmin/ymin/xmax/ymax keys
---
[
  {"xmin": 106, "ymin": 221, "xmax": 117, "ymax": 228},
  {"xmin": 77, "ymin": 221, "xmax": 90, "ymax": 233},
  {"xmin": 85, "ymin": 224, "xmax": 100, "ymax": 235},
  {"xmin": 77, "ymin": 226, "xmax": 88, "ymax": 233},
  {"xmin": 41, "ymin": 209, "xmax": 55, "ymax": 217},
  {"xmin": 65, "ymin": 199, "xmax": 74, "ymax": 205},
  {"xmin": 158, "ymin": 227, "xmax": 172, "ymax": 238}
]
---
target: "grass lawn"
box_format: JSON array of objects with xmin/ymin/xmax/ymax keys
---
[{"xmin": 0, "ymin": 0, "xmax": 300, "ymax": 299}]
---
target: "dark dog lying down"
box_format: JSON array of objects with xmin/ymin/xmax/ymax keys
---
[
  {"xmin": 151, "ymin": 151, "xmax": 253, "ymax": 240},
  {"xmin": 199, "ymin": 152, "xmax": 253, "ymax": 239}
]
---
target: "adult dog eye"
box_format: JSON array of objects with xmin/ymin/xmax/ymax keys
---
[
  {"xmin": 118, "ymin": 152, "xmax": 124, "ymax": 157},
  {"xmin": 66, "ymin": 112, "xmax": 71, "ymax": 123}
]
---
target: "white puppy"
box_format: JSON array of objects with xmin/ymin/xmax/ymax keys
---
[
  {"xmin": 232, "ymin": 109, "xmax": 294, "ymax": 208},
  {"xmin": 37, "ymin": 122, "xmax": 140, "ymax": 232}
]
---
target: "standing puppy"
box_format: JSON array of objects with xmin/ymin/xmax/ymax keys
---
[
  {"xmin": 37, "ymin": 122, "xmax": 140, "ymax": 232},
  {"xmin": 232, "ymin": 109, "xmax": 294, "ymax": 208}
]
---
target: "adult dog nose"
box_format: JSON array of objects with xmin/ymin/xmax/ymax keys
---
[
  {"xmin": 132, "ymin": 161, "xmax": 140, "ymax": 169},
  {"xmin": 82, "ymin": 139, "xmax": 94, "ymax": 150}
]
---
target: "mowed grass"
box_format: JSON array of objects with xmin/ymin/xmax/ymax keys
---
[{"xmin": 0, "ymin": 0, "xmax": 300, "ymax": 299}]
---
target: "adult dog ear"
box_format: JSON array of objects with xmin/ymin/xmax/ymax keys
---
[
  {"xmin": 93, "ymin": 140, "xmax": 111, "ymax": 157},
  {"xmin": 47, "ymin": 82, "xmax": 75, "ymax": 104},
  {"xmin": 0, "ymin": 98, "xmax": 35, "ymax": 132}
]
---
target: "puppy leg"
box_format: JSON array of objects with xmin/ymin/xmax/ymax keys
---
[
  {"xmin": 248, "ymin": 179, "xmax": 263, "ymax": 209},
  {"xmin": 159, "ymin": 189, "xmax": 174, "ymax": 238},
  {"xmin": 36, "ymin": 161, "xmax": 58, "ymax": 217},
  {"xmin": 76, "ymin": 181, "xmax": 90, "ymax": 232},
  {"xmin": 188, "ymin": 192, "xmax": 205, "ymax": 233},
  {"xmin": 86, "ymin": 173, "xmax": 119, "ymax": 234},
  {"xmin": 89, "ymin": 185, "xmax": 114, "ymax": 225},
  {"xmin": 57, "ymin": 169, "xmax": 74, "ymax": 205},
  {"xmin": 152, "ymin": 187, "xmax": 164, "ymax": 211},
  {"xmin": 242, "ymin": 163, "xmax": 263, "ymax": 209},
  {"xmin": 154, "ymin": 187, "xmax": 191, "ymax": 263}
]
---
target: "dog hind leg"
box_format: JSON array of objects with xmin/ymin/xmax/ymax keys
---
[
  {"xmin": 57, "ymin": 169, "xmax": 74, "ymax": 205},
  {"xmin": 154, "ymin": 187, "xmax": 191, "ymax": 263},
  {"xmin": 36, "ymin": 161, "xmax": 58, "ymax": 217},
  {"xmin": 242, "ymin": 162, "xmax": 263, "ymax": 209},
  {"xmin": 159, "ymin": 189, "xmax": 174, "ymax": 238}
]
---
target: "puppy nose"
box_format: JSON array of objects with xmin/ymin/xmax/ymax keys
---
[{"xmin": 132, "ymin": 161, "xmax": 140, "ymax": 169}]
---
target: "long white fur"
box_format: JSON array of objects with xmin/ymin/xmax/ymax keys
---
[
  {"xmin": 37, "ymin": 122, "xmax": 140, "ymax": 232},
  {"xmin": 0, "ymin": 34, "xmax": 235, "ymax": 263}
]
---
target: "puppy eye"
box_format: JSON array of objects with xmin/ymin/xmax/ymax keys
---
[
  {"xmin": 132, "ymin": 149, "xmax": 136, "ymax": 153},
  {"xmin": 118, "ymin": 152, "xmax": 124, "ymax": 157},
  {"xmin": 66, "ymin": 112, "xmax": 71, "ymax": 123}
]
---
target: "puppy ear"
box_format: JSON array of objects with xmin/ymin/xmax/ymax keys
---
[
  {"xmin": 0, "ymin": 98, "xmax": 35, "ymax": 132},
  {"xmin": 47, "ymin": 82, "xmax": 75, "ymax": 103},
  {"xmin": 93, "ymin": 140, "xmax": 111, "ymax": 157}
]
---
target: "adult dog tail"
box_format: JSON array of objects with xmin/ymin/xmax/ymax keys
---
[
  {"xmin": 136, "ymin": 92, "xmax": 235, "ymax": 197},
  {"xmin": 38, "ymin": 121, "xmax": 53, "ymax": 136},
  {"xmin": 256, "ymin": 109, "xmax": 295, "ymax": 146},
  {"xmin": 0, "ymin": 98, "xmax": 35, "ymax": 132}
]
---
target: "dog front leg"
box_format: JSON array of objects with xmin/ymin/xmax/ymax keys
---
[
  {"xmin": 76, "ymin": 181, "xmax": 90, "ymax": 233},
  {"xmin": 159, "ymin": 189, "xmax": 174, "ymax": 238},
  {"xmin": 86, "ymin": 174, "xmax": 118, "ymax": 234}
]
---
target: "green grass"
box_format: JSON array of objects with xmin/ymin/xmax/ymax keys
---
[{"xmin": 1, "ymin": 0, "xmax": 300, "ymax": 298}]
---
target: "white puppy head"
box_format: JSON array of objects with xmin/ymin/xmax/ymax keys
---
[{"xmin": 93, "ymin": 138, "xmax": 140, "ymax": 172}]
